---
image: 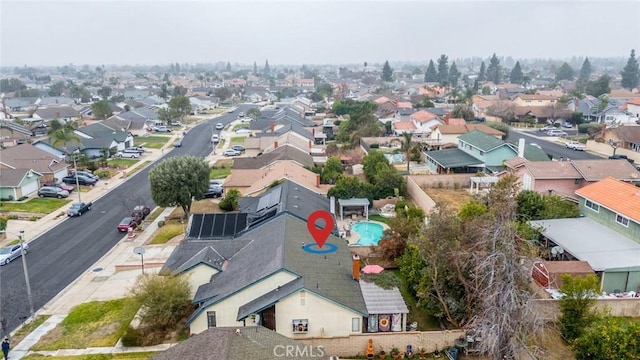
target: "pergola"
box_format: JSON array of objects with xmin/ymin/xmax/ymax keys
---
[
  {"xmin": 469, "ymin": 176, "xmax": 499, "ymax": 194},
  {"xmin": 338, "ymin": 198, "xmax": 370, "ymax": 221}
]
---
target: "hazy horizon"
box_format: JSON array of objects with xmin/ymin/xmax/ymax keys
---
[{"xmin": 2, "ymin": 0, "xmax": 639, "ymax": 68}]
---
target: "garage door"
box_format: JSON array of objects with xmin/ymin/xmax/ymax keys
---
[{"xmin": 21, "ymin": 179, "xmax": 39, "ymax": 197}]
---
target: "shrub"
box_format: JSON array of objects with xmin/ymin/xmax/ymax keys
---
[
  {"xmin": 94, "ymin": 169, "xmax": 111, "ymax": 178},
  {"xmin": 219, "ymin": 189, "xmax": 241, "ymax": 211},
  {"xmin": 578, "ymin": 122, "xmax": 603, "ymax": 135},
  {"xmin": 157, "ymin": 220, "xmax": 165, "ymax": 228},
  {"xmin": 130, "ymin": 274, "xmax": 193, "ymax": 333},
  {"xmin": 121, "ymin": 326, "xmax": 144, "ymax": 347},
  {"xmin": 0, "ymin": 216, "xmax": 7, "ymax": 231},
  {"xmin": 29, "ymin": 216, "xmax": 39, "ymax": 222}
]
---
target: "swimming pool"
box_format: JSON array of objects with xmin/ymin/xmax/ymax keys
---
[{"xmin": 353, "ymin": 222, "xmax": 384, "ymax": 246}]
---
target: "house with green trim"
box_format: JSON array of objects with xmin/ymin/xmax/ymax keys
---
[{"xmin": 423, "ymin": 130, "xmax": 549, "ymax": 174}]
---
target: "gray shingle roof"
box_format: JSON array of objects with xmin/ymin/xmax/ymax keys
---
[
  {"xmin": 424, "ymin": 148, "xmax": 484, "ymax": 168},
  {"xmin": 34, "ymin": 106, "xmax": 79, "ymax": 120},
  {"xmin": 77, "ymin": 122, "xmax": 129, "ymax": 142},
  {"xmin": 161, "ymin": 238, "xmax": 253, "ymax": 275},
  {"xmin": 236, "ymin": 277, "xmax": 305, "ymax": 321},
  {"xmin": 458, "ymin": 130, "xmax": 507, "ymax": 152},
  {"xmin": 232, "ymin": 144, "xmax": 313, "ymax": 170},
  {"xmin": 151, "ymin": 326, "xmax": 322, "ymax": 360},
  {"xmin": 0, "ymin": 169, "xmax": 40, "ymax": 187}
]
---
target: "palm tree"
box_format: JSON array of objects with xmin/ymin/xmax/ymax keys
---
[
  {"xmin": 401, "ymin": 132, "xmax": 413, "ymax": 173},
  {"xmin": 49, "ymin": 128, "xmax": 80, "ymax": 155}
]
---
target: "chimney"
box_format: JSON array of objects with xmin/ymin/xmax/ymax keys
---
[
  {"xmin": 274, "ymin": 141, "xmax": 278, "ymax": 149},
  {"xmin": 518, "ymin": 138, "xmax": 525, "ymax": 158},
  {"xmin": 316, "ymin": 174, "xmax": 321, "ymax": 187},
  {"xmin": 312, "ymin": 128, "xmax": 315, "ymax": 136},
  {"xmin": 352, "ymin": 255, "xmax": 360, "ymax": 281},
  {"xmin": 309, "ymin": 140, "xmax": 312, "ymax": 148},
  {"xmin": 270, "ymin": 120, "xmax": 275, "ymax": 133}
]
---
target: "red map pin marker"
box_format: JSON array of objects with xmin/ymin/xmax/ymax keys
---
[{"xmin": 307, "ymin": 210, "xmax": 334, "ymax": 249}]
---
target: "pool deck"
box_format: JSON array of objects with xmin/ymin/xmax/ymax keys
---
[{"xmin": 337, "ymin": 217, "xmax": 390, "ymax": 246}]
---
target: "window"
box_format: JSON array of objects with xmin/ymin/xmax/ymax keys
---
[
  {"xmin": 616, "ymin": 214, "xmax": 630, "ymax": 227},
  {"xmin": 585, "ymin": 200, "xmax": 599, "ymax": 212},
  {"xmin": 207, "ymin": 311, "xmax": 217, "ymax": 328},
  {"xmin": 292, "ymin": 319, "xmax": 308, "ymax": 333},
  {"xmin": 352, "ymin": 317, "xmax": 361, "ymax": 332}
]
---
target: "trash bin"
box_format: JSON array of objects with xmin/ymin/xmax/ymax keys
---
[{"xmin": 447, "ymin": 347, "xmax": 459, "ymax": 360}]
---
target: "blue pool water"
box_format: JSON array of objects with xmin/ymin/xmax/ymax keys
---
[{"xmin": 353, "ymin": 222, "xmax": 384, "ymax": 246}]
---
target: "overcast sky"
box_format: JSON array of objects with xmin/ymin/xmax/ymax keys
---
[{"xmin": 1, "ymin": 0, "xmax": 639, "ymax": 67}]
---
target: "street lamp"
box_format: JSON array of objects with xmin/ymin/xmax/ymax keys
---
[
  {"xmin": 72, "ymin": 152, "xmax": 82, "ymax": 203},
  {"xmin": 133, "ymin": 247, "xmax": 145, "ymax": 274},
  {"xmin": 18, "ymin": 230, "xmax": 35, "ymax": 320}
]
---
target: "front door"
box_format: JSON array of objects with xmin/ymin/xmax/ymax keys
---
[{"xmin": 260, "ymin": 305, "xmax": 276, "ymax": 331}]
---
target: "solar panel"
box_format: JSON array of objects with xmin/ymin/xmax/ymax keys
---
[
  {"xmin": 187, "ymin": 213, "xmax": 248, "ymax": 239},
  {"xmin": 256, "ymin": 187, "xmax": 282, "ymax": 212},
  {"xmin": 188, "ymin": 214, "xmax": 204, "ymax": 238}
]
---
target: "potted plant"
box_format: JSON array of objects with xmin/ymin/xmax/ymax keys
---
[
  {"xmin": 378, "ymin": 350, "xmax": 386, "ymax": 359},
  {"xmin": 390, "ymin": 346, "xmax": 400, "ymax": 358}
]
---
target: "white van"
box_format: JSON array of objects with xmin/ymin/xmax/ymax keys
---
[{"xmin": 211, "ymin": 134, "xmax": 219, "ymax": 143}]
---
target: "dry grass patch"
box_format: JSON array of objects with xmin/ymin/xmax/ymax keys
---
[
  {"xmin": 32, "ymin": 298, "xmax": 139, "ymax": 350},
  {"xmin": 22, "ymin": 352, "xmax": 159, "ymax": 359},
  {"xmin": 213, "ymin": 158, "xmax": 233, "ymax": 168},
  {"xmin": 424, "ymin": 188, "xmax": 473, "ymax": 212}
]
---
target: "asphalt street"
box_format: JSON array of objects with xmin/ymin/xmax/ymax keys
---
[
  {"xmin": 0, "ymin": 104, "xmax": 255, "ymax": 335},
  {"xmin": 506, "ymin": 129, "xmax": 602, "ymax": 161}
]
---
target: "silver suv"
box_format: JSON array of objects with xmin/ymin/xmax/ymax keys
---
[{"xmin": 38, "ymin": 186, "xmax": 70, "ymax": 198}]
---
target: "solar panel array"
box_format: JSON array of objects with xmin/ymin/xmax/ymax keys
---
[
  {"xmin": 188, "ymin": 213, "xmax": 248, "ymax": 239},
  {"xmin": 256, "ymin": 186, "xmax": 282, "ymax": 212}
]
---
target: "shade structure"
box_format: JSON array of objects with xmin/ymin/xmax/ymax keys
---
[{"xmin": 361, "ymin": 264, "xmax": 384, "ymax": 274}]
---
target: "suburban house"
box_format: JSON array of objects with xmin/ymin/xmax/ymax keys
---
[
  {"xmin": 107, "ymin": 109, "xmax": 159, "ymax": 136},
  {"xmin": 244, "ymin": 123, "xmax": 317, "ymax": 154},
  {"xmin": 0, "ymin": 168, "xmax": 43, "ymax": 200},
  {"xmin": 409, "ymin": 110, "xmax": 443, "ymax": 135},
  {"xmin": 504, "ymin": 158, "xmax": 640, "ymax": 201},
  {"xmin": 423, "ymin": 131, "xmax": 549, "ymax": 174},
  {"xmin": 38, "ymin": 96, "xmax": 76, "ymax": 106},
  {"xmin": 232, "ymin": 144, "xmax": 315, "ymax": 170},
  {"xmin": 0, "ymin": 143, "xmax": 68, "ymax": 183},
  {"xmin": 249, "ymin": 107, "xmax": 314, "ymax": 132},
  {"xmin": 511, "ymin": 94, "xmax": 558, "ymax": 107},
  {"xmin": 0, "ymin": 121, "xmax": 35, "ymax": 144},
  {"xmin": 3, "ymin": 97, "xmax": 38, "ymax": 112},
  {"xmin": 429, "ymin": 124, "xmax": 505, "ymax": 146},
  {"xmin": 161, "ymin": 180, "xmax": 408, "ymax": 338},
  {"xmin": 600, "ymin": 108, "xmax": 636, "ymax": 125},
  {"xmin": 32, "ymin": 105, "xmax": 80, "ymax": 122},
  {"xmin": 74, "ymin": 122, "xmax": 134, "ymax": 157},
  {"xmin": 531, "ymin": 177, "xmax": 640, "ymax": 293},
  {"xmin": 626, "ymin": 99, "xmax": 640, "ymax": 119},
  {"xmin": 603, "ymin": 126, "xmax": 640, "ymax": 152}
]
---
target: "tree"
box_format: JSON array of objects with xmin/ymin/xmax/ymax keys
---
[
  {"xmin": 226, "ymin": 62, "xmax": 231, "ymax": 72},
  {"xmin": 509, "ymin": 61, "xmax": 524, "ymax": 84},
  {"xmin": 159, "ymin": 84, "xmax": 169, "ymax": 100},
  {"xmin": 620, "ymin": 49, "xmax": 639, "ymax": 90},
  {"xmin": 246, "ymin": 107, "xmax": 261, "ymax": 120},
  {"xmin": 168, "ymin": 96, "xmax": 191, "ymax": 122},
  {"xmin": 149, "ymin": 156, "xmax": 210, "ymax": 219},
  {"xmin": 572, "ymin": 317, "xmax": 640, "ymax": 360},
  {"xmin": 172, "ymin": 85, "xmax": 187, "ymax": 97},
  {"xmin": 437, "ymin": 54, "xmax": 449, "ymax": 86},
  {"xmin": 91, "ymin": 100, "xmax": 113, "ymax": 120},
  {"xmin": 264, "ymin": 60, "xmax": 270, "ymax": 74},
  {"xmin": 362, "ymin": 150, "xmax": 389, "ymax": 183},
  {"xmin": 577, "ymin": 57, "xmax": 592, "ymax": 86},
  {"xmin": 157, "ymin": 108, "xmax": 176, "ymax": 125},
  {"xmin": 585, "ymin": 75, "xmax": 611, "ymax": 98},
  {"xmin": 253, "ymin": 61, "xmax": 258, "ymax": 74},
  {"xmin": 486, "ymin": 53, "xmax": 501, "ymax": 84},
  {"xmin": 451, "ymin": 104, "xmax": 474, "ymax": 122},
  {"xmin": 558, "ymin": 274, "xmax": 600, "ymax": 342},
  {"xmin": 327, "ymin": 176, "xmax": 375, "ymax": 203},
  {"xmin": 97, "ymin": 86, "xmax": 111, "ymax": 99},
  {"xmin": 49, "ymin": 126, "xmax": 80, "ymax": 155},
  {"xmin": 214, "ymin": 87, "xmax": 232, "ymax": 101},
  {"xmin": 400, "ymin": 132, "xmax": 413, "ymax": 173},
  {"xmin": 556, "ymin": 62, "xmax": 575, "ymax": 81},
  {"xmin": 130, "ymin": 273, "xmax": 193, "ymax": 332},
  {"xmin": 321, "ymin": 156, "xmax": 343, "ymax": 184},
  {"xmin": 424, "ymin": 60, "xmax": 438, "ymax": 82},
  {"xmin": 448, "ymin": 62, "xmax": 460, "ymax": 87},
  {"xmin": 381, "ymin": 60, "xmax": 393, "ymax": 82},
  {"xmin": 478, "ymin": 61, "xmax": 486, "ymax": 82},
  {"xmin": 48, "ymin": 81, "xmax": 66, "ymax": 96},
  {"xmin": 413, "ymin": 96, "xmax": 434, "ymax": 108},
  {"xmin": 0, "ymin": 78, "xmax": 26, "ymax": 92},
  {"xmin": 219, "ymin": 188, "xmax": 241, "ymax": 211}
]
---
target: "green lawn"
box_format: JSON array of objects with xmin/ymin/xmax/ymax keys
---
[
  {"xmin": 149, "ymin": 221, "xmax": 184, "ymax": 244},
  {"xmin": 133, "ymin": 135, "xmax": 171, "ymax": 149},
  {"xmin": 0, "ymin": 198, "xmax": 71, "ymax": 214},
  {"xmin": 107, "ymin": 158, "xmax": 139, "ymax": 168},
  {"xmin": 230, "ymin": 136, "xmax": 245, "ymax": 144},
  {"xmin": 32, "ymin": 298, "xmax": 140, "ymax": 350},
  {"xmin": 369, "ymin": 214, "xmax": 390, "ymax": 224},
  {"xmin": 232, "ymin": 123, "xmax": 249, "ymax": 131},
  {"xmin": 124, "ymin": 161, "xmax": 152, "ymax": 177},
  {"xmin": 210, "ymin": 168, "xmax": 231, "ymax": 179},
  {"xmin": 146, "ymin": 207, "xmax": 165, "ymax": 222}
]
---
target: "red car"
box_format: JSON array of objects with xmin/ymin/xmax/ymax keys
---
[
  {"xmin": 43, "ymin": 181, "xmax": 74, "ymax": 193},
  {"xmin": 117, "ymin": 217, "xmax": 141, "ymax": 232}
]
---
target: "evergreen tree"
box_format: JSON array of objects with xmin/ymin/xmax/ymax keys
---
[
  {"xmin": 437, "ymin": 54, "xmax": 449, "ymax": 86},
  {"xmin": 175, "ymin": 62, "xmax": 180, "ymax": 74},
  {"xmin": 555, "ymin": 62, "xmax": 575, "ymax": 81},
  {"xmin": 578, "ymin": 57, "xmax": 592, "ymax": 85},
  {"xmin": 253, "ymin": 61, "xmax": 258, "ymax": 74},
  {"xmin": 449, "ymin": 62, "xmax": 460, "ymax": 87},
  {"xmin": 264, "ymin": 60, "xmax": 270, "ymax": 75},
  {"xmin": 478, "ymin": 61, "xmax": 486, "ymax": 81},
  {"xmin": 424, "ymin": 60, "xmax": 438, "ymax": 82},
  {"xmin": 226, "ymin": 62, "xmax": 231, "ymax": 72},
  {"xmin": 509, "ymin": 61, "xmax": 524, "ymax": 84},
  {"xmin": 620, "ymin": 49, "xmax": 639, "ymax": 90},
  {"xmin": 486, "ymin": 54, "xmax": 501, "ymax": 84},
  {"xmin": 381, "ymin": 60, "xmax": 393, "ymax": 82}
]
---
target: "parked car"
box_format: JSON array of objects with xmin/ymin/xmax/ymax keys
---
[
  {"xmin": 539, "ymin": 126, "xmax": 557, "ymax": 132},
  {"xmin": 174, "ymin": 139, "xmax": 183, "ymax": 147},
  {"xmin": 154, "ymin": 126, "xmax": 172, "ymax": 133},
  {"xmin": 117, "ymin": 217, "xmax": 141, "ymax": 232},
  {"xmin": 211, "ymin": 134, "xmax": 220, "ymax": 143},
  {"xmin": 204, "ymin": 186, "xmax": 224, "ymax": 198},
  {"xmin": 43, "ymin": 181, "xmax": 74, "ymax": 193},
  {"xmin": 530, "ymin": 143, "xmax": 542, "ymax": 149},
  {"xmin": 562, "ymin": 122, "xmax": 573, "ymax": 129},
  {"xmin": 170, "ymin": 121, "xmax": 182, "ymax": 126},
  {"xmin": 232, "ymin": 145, "xmax": 246, "ymax": 153},
  {"xmin": 235, "ymin": 128, "xmax": 251, "ymax": 134},
  {"xmin": 223, "ymin": 149, "xmax": 241, "ymax": 157},
  {"xmin": 116, "ymin": 151, "xmax": 140, "ymax": 158},
  {"xmin": 238, "ymin": 112, "xmax": 245, "ymax": 117},
  {"xmin": 0, "ymin": 243, "xmax": 28, "ymax": 266},
  {"xmin": 67, "ymin": 202, "xmax": 93, "ymax": 217},
  {"xmin": 546, "ymin": 130, "xmax": 567, "ymax": 137},
  {"xmin": 131, "ymin": 205, "xmax": 151, "ymax": 220},
  {"xmin": 209, "ymin": 180, "xmax": 224, "ymax": 188},
  {"xmin": 609, "ymin": 154, "xmax": 635, "ymax": 164},
  {"xmin": 565, "ymin": 141, "xmax": 586, "ymax": 151},
  {"xmin": 123, "ymin": 147, "xmax": 144, "ymax": 154},
  {"xmin": 216, "ymin": 123, "xmax": 224, "ymax": 130},
  {"xmin": 38, "ymin": 186, "xmax": 70, "ymax": 198},
  {"xmin": 62, "ymin": 175, "xmax": 97, "ymax": 186},
  {"xmin": 71, "ymin": 171, "xmax": 99, "ymax": 181}
]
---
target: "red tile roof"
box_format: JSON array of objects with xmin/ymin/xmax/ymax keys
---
[
  {"xmin": 393, "ymin": 121, "xmax": 417, "ymax": 130},
  {"xmin": 575, "ymin": 177, "xmax": 640, "ymax": 223},
  {"xmin": 410, "ymin": 110, "xmax": 437, "ymax": 123}
]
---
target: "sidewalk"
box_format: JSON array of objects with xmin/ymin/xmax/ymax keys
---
[{"xmin": 4, "ymin": 131, "xmax": 185, "ymax": 359}]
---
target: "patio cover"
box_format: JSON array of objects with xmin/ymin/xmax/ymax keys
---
[
  {"xmin": 530, "ymin": 217, "xmax": 640, "ymax": 272},
  {"xmin": 425, "ymin": 148, "xmax": 484, "ymax": 169},
  {"xmin": 338, "ymin": 198, "xmax": 370, "ymax": 221},
  {"xmin": 359, "ymin": 280, "xmax": 409, "ymax": 315}
]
